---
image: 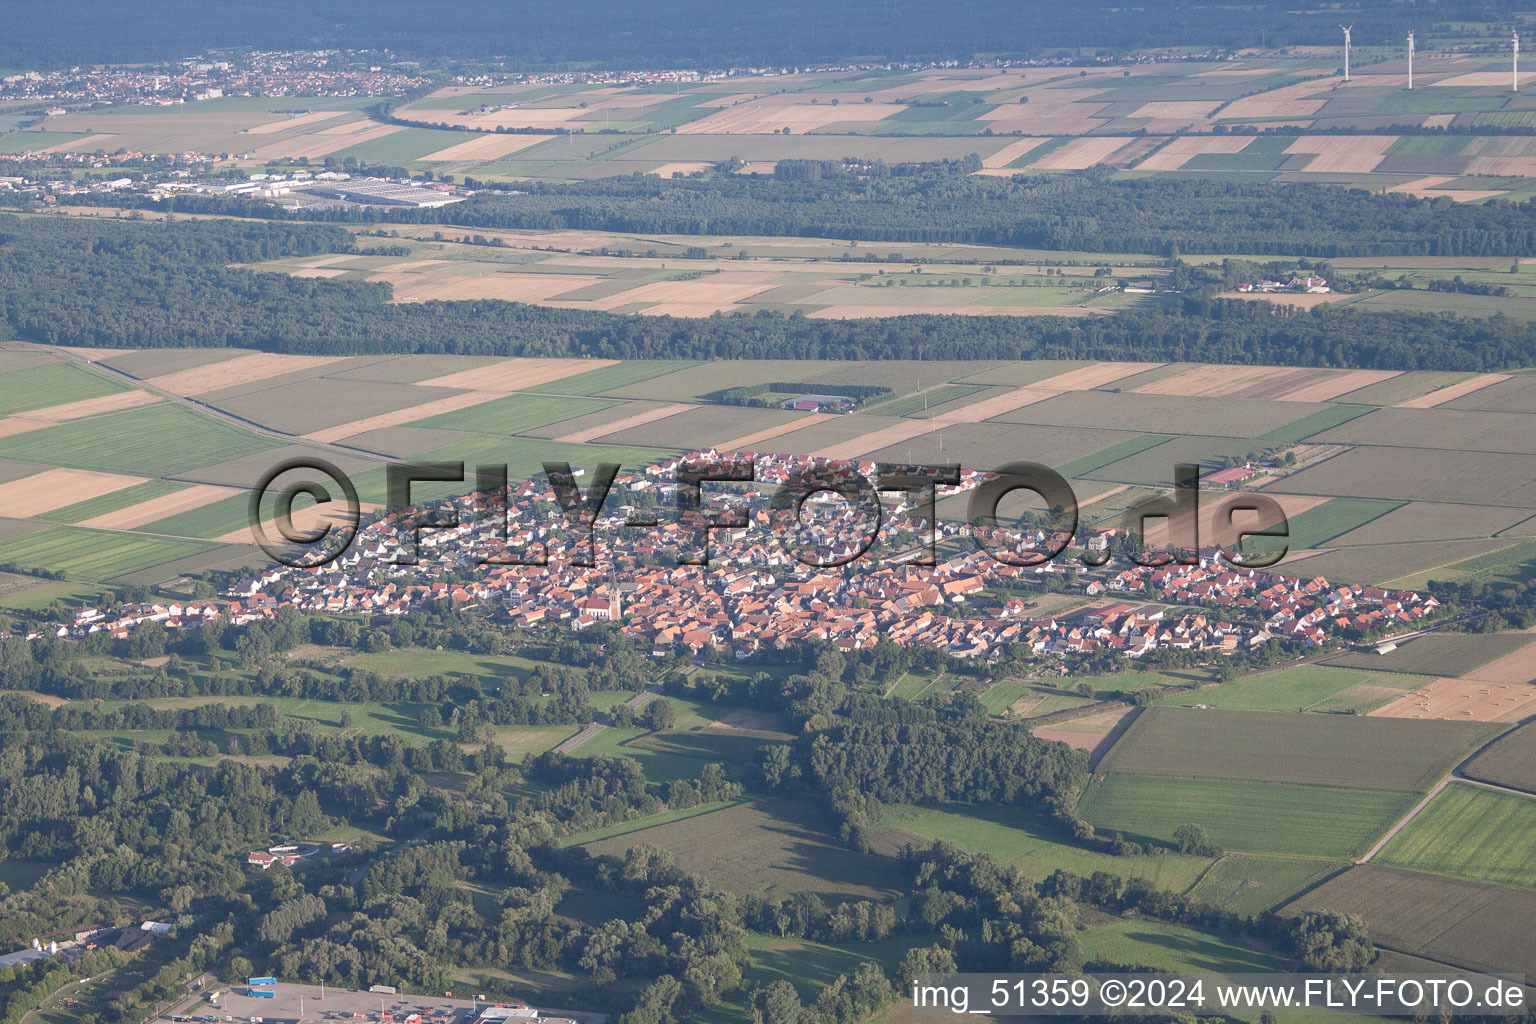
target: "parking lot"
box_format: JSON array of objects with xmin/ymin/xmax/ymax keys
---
[{"xmin": 164, "ymin": 982, "xmax": 605, "ymax": 1024}]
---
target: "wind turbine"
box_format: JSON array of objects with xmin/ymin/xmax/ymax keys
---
[
  {"xmin": 1515, "ymin": 29, "xmax": 1521, "ymax": 92},
  {"xmin": 1406, "ymin": 32, "xmax": 1416, "ymax": 90},
  {"xmin": 1341, "ymin": 24, "xmax": 1353, "ymax": 81}
]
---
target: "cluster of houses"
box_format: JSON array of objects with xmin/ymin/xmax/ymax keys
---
[
  {"xmin": 1236, "ymin": 275, "xmax": 1331, "ymax": 294},
  {"xmin": 0, "ymin": 50, "xmax": 430, "ymax": 107},
  {"xmin": 55, "ymin": 601, "xmax": 224, "ymax": 640},
  {"xmin": 190, "ymin": 452, "xmax": 1440, "ymax": 665},
  {"xmin": 246, "ymin": 841, "xmax": 352, "ymax": 871}
]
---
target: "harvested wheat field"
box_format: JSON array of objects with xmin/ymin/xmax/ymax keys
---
[
  {"xmin": 1029, "ymin": 136, "xmax": 1136, "ymax": 170},
  {"xmin": 242, "ymin": 110, "xmax": 347, "ymax": 134},
  {"xmin": 1030, "ymin": 707, "xmax": 1137, "ymax": 764},
  {"xmin": 647, "ymin": 162, "xmax": 715, "ymax": 177},
  {"xmin": 303, "ymin": 390, "xmax": 504, "ymax": 443},
  {"xmin": 316, "ymin": 120, "xmax": 377, "ymax": 135},
  {"xmin": 979, "ymin": 138, "xmax": 1051, "ymax": 169},
  {"xmin": 1464, "ymin": 642, "xmax": 1536, "ymax": 686},
  {"xmin": 248, "ymin": 124, "xmax": 403, "ymax": 162},
  {"xmin": 216, "ymin": 499, "xmax": 383, "ymax": 546},
  {"xmin": 677, "ymin": 98, "xmax": 902, "ymax": 134},
  {"xmin": 1219, "ymin": 77, "xmax": 1335, "ymax": 120},
  {"xmin": 1274, "ymin": 370, "xmax": 1401, "ymax": 403},
  {"xmin": 419, "ymin": 133, "xmax": 548, "ymax": 162},
  {"xmin": 811, "ymin": 419, "xmax": 934, "ymax": 460},
  {"xmin": 808, "ymin": 304, "xmax": 1096, "ymax": 319},
  {"xmin": 932, "ymin": 386, "xmax": 1059, "ymax": 423},
  {"xmin": 1137, "ymin": 136, "xmax": 1255, "ymax": 172},
  {"xmin": 1396, "ymin": 373, "xmax": 1511, "ymax": 409},
  {"xmin": 0, "ymin": 468, "xmax": 147, "ymax": 517},
  {"xmin": 372, "ymin": 271, "xmax": 604, "ymax": 303},
  {"xmin": 416, "ymin": 357, "xmax": 617, "ymax": 392},
  {"xmin": 38, "ymin": 134, "xmax": 118, "ymax": 154},
  {"xmin": 589, "ymin": 280, "xmax": 777, "ymax": 310},
  {"xmin": 555, "ymin": 403, "xmax": 698, "ymax": 444},
  {"xmin": 79, "ymin": 484, "xmax": 240, "ymax": 530},
  {"xmin": 716, "ymin": 413, "xmax": 837, "ymax": 453},
  {"xmin": 1032, "ymin": 362, "xmax": 1161, "ymax": 391},
  {"xmin": 1142, "ymin": 492, "xmax": 1329, "ymax": 552},
  {"xmin": 1431, "ymin": 71, "xmax": 1536, "ymax": 88},
  {"xmin": 1284, "ymin": 136, "xmax": 1398, "ymax": 174},
  {"xmin": 1135, "ymin": 363, "xmax": 1290, "ymax": 398},
  {"xmin": 1130, "ymin": 101, "xmax": 1222, "ymax": 120},
  {"xmin": 1372, "ymin": 677, "xmax": 1536, "ymax": 722},
  {"xmin": 144, "ymin": 354, "xmax": 351, "ymax": 396},
  {"xmin": 288, "ymin": 267, "xmax": 349, "ymax": 279},
  {"xmin": 0, "ymin": 390, "xmax": 161, "ymax": 439},
  {"xmin": 1220, "ymin": 291, "xmax": 1352, "ymax": 310}
]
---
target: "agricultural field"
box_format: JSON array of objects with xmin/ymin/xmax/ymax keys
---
[
  {"xmin": 16, "ymin": 55, "xmax": 1536, "ymax": 193},
  {"xmin": 1095, "ymin": 707, "xmax": 1496, "ymax": 791},
  {"xmin": 1285, "ymin": 865, "xmax": 1536, "ymax": 977},
  {"xmin": 1464, "ymin": 721, "xmax": 1536, "ymax": 793},
  {"xmin": 1076, "ymin": 773, "xmax": 1415, "ymax": 858},
  {"xmin": 1376, "ymin": 782, "xmax": 1536, "ymax": 889},
  {"xmin": 1326, "ymin": 631, "xmax": 1536, "ymax": 677},
  {"xmin": 1155, "ymin": 665, "xmax": 1429, "ymax": 714}
]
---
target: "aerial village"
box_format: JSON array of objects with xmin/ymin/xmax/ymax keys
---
[{"xmin": 39, "ymin": 452, "xmax": 1441, "ymax": 669}]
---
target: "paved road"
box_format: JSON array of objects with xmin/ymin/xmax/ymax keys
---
[{"xmin": 555, "ymin": 688, "xmax": 661, "ymax": 754}]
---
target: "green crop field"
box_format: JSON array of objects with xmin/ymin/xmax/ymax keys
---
[
  {"xmin": 874, "ymin": 802, "xmax": 1212, "ymax": 892},
  {"xmin": 37, "ymin": 479, "xmax": 188, "ymax": 524},
  {"xmin": 1078, "ymin": 918, "xmax": 1286, "ymax": 974},
  {"xmin": 0, "ymin": 362, "xmax": 128, "ymax": 415},
  {"xmin": 1156, "ymin": 665, "xmax": 1426, "ymax": 713},
  {"xmin": 536, "ymin": 360, "xmax": 700, "ymax": 396},
  {"xmin": 407, "ymin": 393, "xmax": 622, "ymax": 434},
  {"xmin": 1187, "ymin": 854, "xmax": 1345, "ymax": 916},
  {"xmin": 0, "ymin": 526, "xmax": 219, "ymax": 581},
  {"xmin": 1282, "ymin": 498, "xmax": 1403, "ymax": 549},
  {"xmin": 1255, "ymin": 404, "xmax": 1374, "ymax": 444},
  {"xmin": 1377, "ymin": 783, "xmax": 1536, "ymax": 889},
  {"xmin": 1078, "ymin": 773, "xmax": 1413, "ymax": 858},
  {"xmin": 0, "ymin": 403, "xmax": 282, "ymax": 476},
  {"xmin": 1097, "ymin": 707, "xmax": 1495, "ymax": 791},
  {"xmin": 1054, "ymin": 435, "xmax": 1174, "ymax": 478}
]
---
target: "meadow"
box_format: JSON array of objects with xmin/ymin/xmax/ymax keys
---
[
  {"xmin": 872, "ymin": 802, "xmax": 1211, "ymax": 892},
  {"xmin": 1077, "ymin": 918, "xmax": 1285, "ymax": 974},
  {"xmin": 580, "ymin": 797, "xmax": 898, "ymax": 900},
  {"xmin": 1376, "ymin": 782, "xmax": 1536, "ymax": 889},
  {"xmin": 1186, "ymin": 854, "xmax": 1344, "ymax": 916}
]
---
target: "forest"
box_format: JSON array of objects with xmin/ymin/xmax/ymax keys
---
[
  {"xmin": 0, "ymin": 606, "xmax": 1376, "ymax": 1024},
  {"xmin": 4, "ymin": 214, "xmax": 1536, "ymax": 371},
  {"xmin": 0, "ymin": 0, "xmax": 1510, "ymax": 72},
  {"xmin": 129, "ymin": 169, "xmax": 1536, "ymax": 259}
]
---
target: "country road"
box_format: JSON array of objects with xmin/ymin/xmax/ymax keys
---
[
  {"xmin": 1357, "ymin": 759, "xmax": 1536, "ymax": 863},
  {"xmin": 555, "ymin": 687, "xmax": 661, "ymax": 754},
  {"xmin": 30, "ymin": 341, "xmax": 399, "ymax": 465}
]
